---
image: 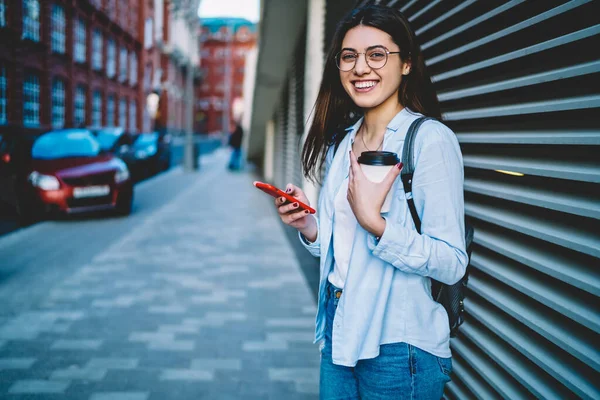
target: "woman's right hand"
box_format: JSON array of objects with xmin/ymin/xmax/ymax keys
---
[{"xmin": 275, "ymin": 183, "xmax": 318, "ymax": 242}]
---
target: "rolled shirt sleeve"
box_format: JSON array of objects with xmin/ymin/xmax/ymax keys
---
[
  {"xmin": 299, "ymin": 215, "xmax": 321, "ymax": 257},
  {"xmin": 367, "ymin": 123, "xmax": 468, "ymax": 285}
]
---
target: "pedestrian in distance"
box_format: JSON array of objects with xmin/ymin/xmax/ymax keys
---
[
  {"xmin": 273, "ymin": 5, "xmax": 468, "ymax": 399},
  {"xmin": 228, "ymin": 123, "xmax": 244, "ymax": 171}
]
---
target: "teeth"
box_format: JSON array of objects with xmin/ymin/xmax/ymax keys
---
[{"xmin": 354, "ymin": 81, "xmax": 376, "ymax": 89}]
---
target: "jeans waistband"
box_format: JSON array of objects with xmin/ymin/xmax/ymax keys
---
[{"xmin": 327, "ymin": 280, "xmax": 343, "ymax": 299}]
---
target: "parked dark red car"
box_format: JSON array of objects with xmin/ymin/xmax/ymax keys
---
[{"xmin": 19, "ymin": 129, "xmax": 133, "ymax": 222}]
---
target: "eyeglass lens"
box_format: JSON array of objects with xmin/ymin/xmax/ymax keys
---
[{"xmin": 336, "ymin": 47, "xmax": 388, "ymax": 71}]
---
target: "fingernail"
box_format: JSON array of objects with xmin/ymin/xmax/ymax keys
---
[
  {"xmin": 293, "ymin": 202, "xmax": 298, "ymax": 207},
  {"xmin": 286, "ymin": 187, "xmax": 291, "ymax": 192},
  {"xmin": 304, "ymin": 210, "xmax": 309, "ymax": 214},
  {"xmin": 280, "ymin": 197, "xmax": 285, "ymax": 202},
  {"xmin": 396, "ymin": 162, "xmax": 403, "ymax": 170}
]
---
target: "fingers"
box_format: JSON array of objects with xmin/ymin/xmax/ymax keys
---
[
  {"xmin": 348, "ymin": 150, "xmax": 363, "ymax": 180},
  {"xmin": 277, "ymin": 199, "xmax": 303, "ymax": 215},
  {"xmin": 382, "ymin": 162, "xmax": 403, "ymax": 188},
  {"xmin": 282, "ymin": 208, "xmax": 311, "ymax": 225}
]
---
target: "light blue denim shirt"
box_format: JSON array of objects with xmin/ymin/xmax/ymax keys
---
[{"xmin": 300, "ymin": 108, "xmax": 468, "ymax": 367}]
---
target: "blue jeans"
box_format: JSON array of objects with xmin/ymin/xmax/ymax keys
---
[
  {"xmin": 228, "ymin": 148, "xmax": 242, "ymax": 170},
  {"xmin": 320, "ymin": 282, "xmax": 452, "ymax": 400}
]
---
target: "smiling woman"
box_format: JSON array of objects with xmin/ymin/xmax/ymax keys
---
[{"xmin": 272, "ymin": 4, "xmax": 467, "ymax": 400}]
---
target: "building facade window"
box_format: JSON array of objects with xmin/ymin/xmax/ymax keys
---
[
  {"xmin": 144, "ymin": 18, "xmax": 153, "ymax": 49},
  {"xmin": 92, "ymin": 29, "xmax": 103, "ymax": 70},
  {"xmin": 0, "ymin": 0, "xmax": 6, "ymax": 28},
  {"xmin": 128, "ymin": 100, "xmax": 136, "ymax": 132},
  {"xmin": 92, "ymin": 90, "xmax": 102, "ymax": 126},
  {"xmin": 74, "ymin": 85, "xmax": 86, "ymax": 126},
  {"xmin": 119, "ymin": 98, "xmax": 126, "ymax": 128},
  {"xmin": 23, "ymin": 73, "xmax": 40, "ymax": 126},
  {"xmin": 107, "ymin": 39, "xmax": 116, "ymax": 78},
  {"xmin": 73, "ymin": 18, "xmax": 86, "ymax": 63},
  {"xmin": 144, "ymin": 63, "xmax": 152, "ymax": 90},
  {"xmin": 22, "ymin": 0, "xmax": 40, "ymax": 41},
  {"xmin": 106, "ymin": 94, "xmax": 115, "ymax": 126},
  {"xmin": 0, "ymin": 67, "xmax": 6, "ymax": 125},
  {"xmin": 51, "ymin": 4, "xmax": 66, "ymax": 54},
  {"xmin": 119, "ymin": 46, "xmax": 127, "ymax": 82},
  {"xmin": 129, "ymin": 51, "xmax": 137, "ymax": 86},
  {"xmin": 51, "ymin": 78, "xmax": 65, "ymax": 128}
]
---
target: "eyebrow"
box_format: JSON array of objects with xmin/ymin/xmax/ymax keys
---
[{"xmin": 340, "ymin": 45, "xmax": 389, "ymax": 52}]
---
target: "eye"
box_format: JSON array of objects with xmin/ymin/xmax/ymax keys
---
[
  {"xmin": 341, "ymin": 53, "xmax": 357, "ymax": 61},
  {"xmin": 368, "ymin": 51, "xmax": 386, "ymax": 61}
]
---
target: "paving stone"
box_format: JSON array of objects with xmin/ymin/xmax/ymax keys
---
[
  {"xmin": 89, "ymin": 392, "xmax": 149, "ymax": 400},
  {"xmin": 86, "ymin": 358, "xmax": 139, "ymax": 369},
  {"xmin": 0, "ymin": 358, "xmax": 36, "ymax": 369},
  {"xmin": 51, "ymin": 339, "xmax": 103, "ymax": 350},
  {"xmin": 148, "ymin": 340, "xmax": 195, "ymax": 352},
  {"xmin": 157, "ymin": 324, "xmax": 199, "ymax": 334},
  {"xmin": 51, "ymin": 366, "xmax": 107, "ymax": 381},
  {"xmin": 8, "ymin": 379, "xmax": 70, "ymax": 394},
  {"xmin": 190, "ymin": 358, "xmax": 242, "ymax": 371},
  {"xmin": 147, "ymin": 305, "xmax": 187, "ymax": 314},
  {"xmin": 159, "ymin": 369, "xmax": 214, "ymax": 381},
  {"xmin": 266, "ymin": 318, "xmax": 314, "ymax": 328}
]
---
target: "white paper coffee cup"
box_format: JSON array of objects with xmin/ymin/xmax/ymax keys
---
[{"xmin": 358, "ymin": 151, "xmax": 400, "ymax": 213}]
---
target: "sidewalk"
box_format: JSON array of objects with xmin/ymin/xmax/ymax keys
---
[{"xmin": 0, "ymin": 148, "xmax": 320, "ymax": 399}]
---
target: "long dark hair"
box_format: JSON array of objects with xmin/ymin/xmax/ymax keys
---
[{"xmin": 301, "ymin": 5, "xmax": 441, "ymax": 182}]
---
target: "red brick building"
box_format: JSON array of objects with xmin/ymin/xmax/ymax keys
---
[
  {"xmin": 196, "ymin": 18, "xmax": 256, "ymax": 135},
  {"xmin": 0, "ymin": 0, "xmax": 160, "ymax": 136}
]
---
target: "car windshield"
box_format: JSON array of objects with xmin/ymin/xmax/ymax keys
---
[
  {"xmin": 133, "ymin": 133, "xmax": 158, "ymax": 148},
  {"xmin": 31, "ymin": 130, "xmax": 100, "ymax": 159},
  {"xmin": 94, "ymin": 128, "xmax": 124, "ymax": 150}
]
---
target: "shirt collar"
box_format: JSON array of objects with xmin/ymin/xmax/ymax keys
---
[{"xmin": 344, "ymin": 107, "xmax": 411, "ymax": 138}]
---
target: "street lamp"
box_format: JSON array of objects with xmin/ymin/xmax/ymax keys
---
[{"xmin": 146, "ymin": 92, "xmax": 160, "ymax": 128}]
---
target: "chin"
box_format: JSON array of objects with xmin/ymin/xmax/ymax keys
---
[{"xmin": 351, "ymin": 96, "xmax": 384, "ymax": 109}]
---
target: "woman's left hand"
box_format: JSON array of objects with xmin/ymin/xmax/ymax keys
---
[{"xmin": 347, "ymin": 150, "xmax": 402, "ymax": 237}]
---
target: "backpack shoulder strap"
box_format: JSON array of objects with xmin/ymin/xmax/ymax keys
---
[{"xmin": 400, "ymin": 117, "xmax": 435, "ymax": 234}]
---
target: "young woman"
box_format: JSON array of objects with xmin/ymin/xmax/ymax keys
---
[{"xmin": 274, "ymin": 5, "xmax": 468, "ymax": 399}]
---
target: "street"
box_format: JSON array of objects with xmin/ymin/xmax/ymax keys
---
[{"xmin": 0, "ymin": 149, "xmax": 319, "ymax": 399}]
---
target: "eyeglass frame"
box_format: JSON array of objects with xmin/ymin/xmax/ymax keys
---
[{"xmin": 335, "ymin": 45, "xmax": 402, "ymax": 72}]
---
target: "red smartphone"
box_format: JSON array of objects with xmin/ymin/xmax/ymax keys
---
[{"xmin": 253, "ymin": 181, "xmax": 316, "ymax": 214}]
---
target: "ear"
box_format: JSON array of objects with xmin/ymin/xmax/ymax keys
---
[{"xmin": 402, "ymin": 61, "xmax": 411, "ymax": 76}]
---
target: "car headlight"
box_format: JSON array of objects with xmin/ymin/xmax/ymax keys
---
[
  {"xmin": 115, "ymin": 165, "xmax": 130, "ymax": 183},
  {"xmin": 28, "ymin": 171, "xmax": 60, "ymax": 190}
]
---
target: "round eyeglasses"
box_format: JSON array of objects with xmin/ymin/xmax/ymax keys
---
[{"xmin": 335, "ymin": 46, "xmax": 401, "ymax": 72}]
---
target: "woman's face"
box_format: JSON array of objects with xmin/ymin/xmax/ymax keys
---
[{"xmin": 339, "ymin": 25, "xmax": 410, "ymax": 110}]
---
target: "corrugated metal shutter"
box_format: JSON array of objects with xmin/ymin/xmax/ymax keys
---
[{"xmin": 381, "ymin": 0, "xmax": 600, "ymax": 398}]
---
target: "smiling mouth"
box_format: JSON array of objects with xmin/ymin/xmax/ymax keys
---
[{"xmin": 352, "ymin": 80, "xmax": 379, "ymax": 91}]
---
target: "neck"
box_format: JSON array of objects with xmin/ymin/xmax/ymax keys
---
[{"xmin": 361, "ymin": 93, "xmax": 403, "ymax": 142}]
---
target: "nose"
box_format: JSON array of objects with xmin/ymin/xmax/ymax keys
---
[{"xmin": 354, "ymin": 53, "xmax": 371, "ymax": 75}]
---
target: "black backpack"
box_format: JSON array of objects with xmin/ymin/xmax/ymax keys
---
[{"xmin": 400, "ymin": 117, "xmax": 474, "ymax": 337}]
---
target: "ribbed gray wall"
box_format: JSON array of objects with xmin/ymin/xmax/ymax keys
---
[
  {"xmin": 382, "ymin": 0, "xmax": 600, "ymax": 398},
  {"xmin": 273, "ymin": 27, "xmax": 306, "ymax": 190}
]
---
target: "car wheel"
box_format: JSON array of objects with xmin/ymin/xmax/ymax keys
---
[
  {"xmin": 115, "ymin": 190, "xmax": 133, "ymax": 216},
  {"xmin": 17, "ymin": 200, "xmax": 43, "ymax": 226}
]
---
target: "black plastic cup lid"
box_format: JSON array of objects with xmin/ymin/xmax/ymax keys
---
[{"xmin": 357, "ymin": 151, "xmax": 399, "ymax": 166}]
